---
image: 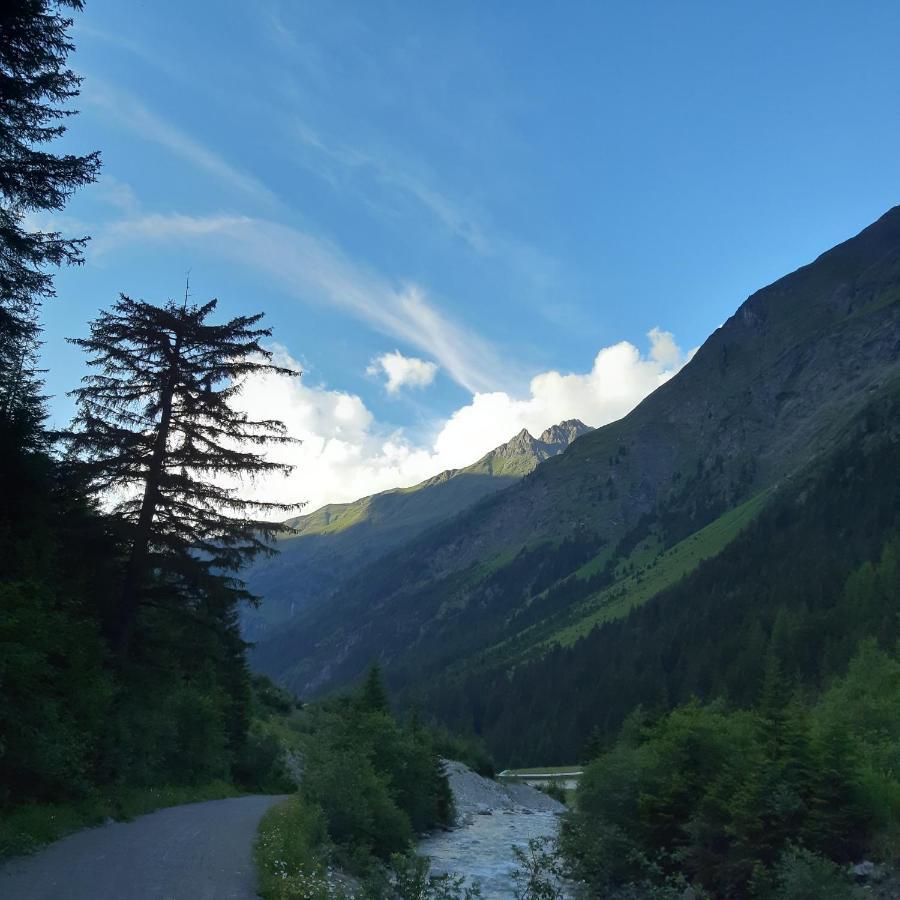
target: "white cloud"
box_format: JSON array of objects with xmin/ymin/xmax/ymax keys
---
[
  {"xmin": 367, "ymin": 351, "xmax": 438, "ymax": 394},
  {"xmin": 91, "ymin": 212, "xmax": 513, "ymax": 394},
  {"xmin": 228, "ymin": 329, "xmax": 690, "ymax": 515},
  {"xmin": 431, "ymin": 329, "xmax": 687, "ymax": 463}
]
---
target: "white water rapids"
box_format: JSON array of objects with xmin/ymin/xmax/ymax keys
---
[{"xmin": 418, "ymin": 762, "xmax": 571, "ymax": 899}]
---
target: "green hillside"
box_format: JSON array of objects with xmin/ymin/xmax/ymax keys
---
[
  {"xmin": 442, "ymin": 381, "xmax": 900, "ymax": 765},
  {"xmin": 251, "ymin": 206, "xmax": 900, "ymax": 726},
  {"xmin": 550, "ymin": 489, "xmax": 771, "ymax": 645},
  {"xmin": 241, "ymin": 420, "xmax": 591, "ymax": 639}
]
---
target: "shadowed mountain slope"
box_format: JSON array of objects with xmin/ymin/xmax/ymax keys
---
[
  {"xmin": 241, "ymin": 420, "xmax": 591, "ymax": 639},
  {"xmin": 251, "ymin": 207, "xmax": 900, "ymax": 716}
]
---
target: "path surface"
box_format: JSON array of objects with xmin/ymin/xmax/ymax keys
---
[{"xmin": 0, "ymin": 794, "xmax": 287, "ymax": 900}]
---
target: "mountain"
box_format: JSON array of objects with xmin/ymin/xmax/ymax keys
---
[
  {"xmin": 240, "ymin": 420, "xmax": 591, "ymax": 639},
  {"xmin": 251, "ymin": 207, "xmax": 900, "ymax": 757}
]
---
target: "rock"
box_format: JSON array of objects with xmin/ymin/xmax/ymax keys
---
[
  {"xmin": 681, "ymin": 888, "xmax": 697, "ymax": 900},
  {"xmin": 851, "ymin": 860, "xmax": 876, "ymax": 879}
]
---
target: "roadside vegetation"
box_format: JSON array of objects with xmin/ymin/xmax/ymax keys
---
[
  {"xmin": 0, "ymin": 674, "xmax": 297, "ymax": 860},
  {"xmin": 0, "ymin": 782, "xmax": 242, "ymax": 860},
  {"xmin": 253, "ymin": 666, "xmax": 487, "ymax": 899}
]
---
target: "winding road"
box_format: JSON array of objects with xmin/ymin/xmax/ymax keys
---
[{"xmin": 0, "ymin": 794, "xmax": 287, "ymax": 900}]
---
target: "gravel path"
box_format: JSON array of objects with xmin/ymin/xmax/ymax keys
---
[{"xmin": 0, "ymin": 794, "xmax": 288, "ymax": 900}]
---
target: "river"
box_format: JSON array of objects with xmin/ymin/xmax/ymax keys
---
[{"xmin": 418, "ymin": 761, "xmax": 569, "ymax": 899}]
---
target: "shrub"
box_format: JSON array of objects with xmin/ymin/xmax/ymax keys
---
[
  {"xmin": 234, "ymin": 721, "xmax": 295, "ymax": 793},
  {"xmin": 540, "ymin": 781, "xmax": 567, "ymax": 804},
  {"xmin": 772, "ymin": 847, "xmax": 861, "ymax": 900},
  {"xmin": 254, "ymin": 795, "xmax": 341, "ymax": 900}
]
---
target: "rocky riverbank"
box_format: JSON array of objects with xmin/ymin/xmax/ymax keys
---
[{"xmin": 418, "ymin": 761, "xmax": 568, "ymax": 899}]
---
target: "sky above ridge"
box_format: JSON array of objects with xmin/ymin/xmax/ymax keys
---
[{"xmin": 39, "ymin": 0, "xmax": 900, "ymax": 512}]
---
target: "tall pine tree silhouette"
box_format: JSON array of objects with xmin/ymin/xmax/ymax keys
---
[
  {"xmin": 0, "ymin": 0, "xmax": 99, "ymax": 445},
  {"xmin": 66, "ymin": 292, "xmax": 301, "ymax": 658}
]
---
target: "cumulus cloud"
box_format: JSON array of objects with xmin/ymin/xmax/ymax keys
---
[
  {"xmin": 367, "ymin": 350, "xmax": 438, "ymax": 394},
  {"xmin": 227, "ymin": 329, "xmax": 691, "ymax": 515}
]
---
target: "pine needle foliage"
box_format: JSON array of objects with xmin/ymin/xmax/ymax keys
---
[
  {"xmin": 0, "ymin": 0, "xmax": 100, "ymax": 441},
  {"xmin": 65, "ymin": 293, "xmax": 301, "ymax": 656}
]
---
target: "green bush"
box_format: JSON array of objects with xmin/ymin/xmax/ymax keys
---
[
  {"xmin": 234, "ymin": 721, "xmax": 295, "ymax": 793},
  {"xmin": 302, "ymin": 733, "xmax": 414, "ymax": 862},
  {"xmin": 428, "ymin": 727, "xmax": 496, "ymax": 778},
  {"xmin": 254, "ymin": 795, "xmax": 340, "ymax": 900},
  {"xmin": 539, "ymin": 781, "xmax": 567, "ymax": 805},
  {"xmin": 372, "ymin": 852, "xmax": 483, "ymax": 899},
  {"xmin": 562, "ymin": 641, "xmax": 900, "ymax": 898},
  {"xmin": 772, "ymin": 847, "xmax": 861, "ymax": 900},
  {"xmin": 293, "ymin": 668, "xmax": 454, "ymax": 871}
]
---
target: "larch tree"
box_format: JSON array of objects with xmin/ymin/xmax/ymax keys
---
[
  {"xmin": 0, "ymin": 0, "xmax": 100, "ymax": 444},
  {"xmin": 66, "ymin": 293, "xmax": 301, "ymax": 658}
]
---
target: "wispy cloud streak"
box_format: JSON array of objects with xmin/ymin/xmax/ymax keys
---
[
  {"xmin": 92, "ymin": 212, "xmax": 511, "ymax": 394},
  {"xmin": 85, "ymin": 80, "xmax": 277, "ymax": 207}
]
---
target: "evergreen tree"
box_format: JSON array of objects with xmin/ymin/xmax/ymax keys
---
[
  {"xmin": 361, "ymin": 663, "xmax": 390, "ymax": 714},
  {"xmin": 65, "ymin": 293, "xmax": 300, "ymax": 657},
  {"xmin": 0, "ymin": 0, "xmax": 99, "ymax": 443}
]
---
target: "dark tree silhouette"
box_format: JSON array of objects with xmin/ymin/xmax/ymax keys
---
[
  {"xmin": 360, "ymin": 663, "xmax": 390, "ymax": 714},
  {"xmin": 0, "ymin": 0, "xmax": 100, "ymax": 442},
  {"xmin": 66, "ymin": 293, "xmax": 301, "ymax": 657}
]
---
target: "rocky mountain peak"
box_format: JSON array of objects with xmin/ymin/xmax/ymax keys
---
[
  {"xmin": 497, "ymin": 428, "xmax": 537, "ymax": 455},
  {"xmin": 539, "ymin": 419, "xmax": 592, "ymax": 447}
]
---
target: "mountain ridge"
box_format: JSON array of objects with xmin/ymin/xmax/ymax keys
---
[
  {"xmin": 250, "ymin": 205, "xmax": 900, "ymax": 700},
  {"xmin": 241, "ymin": 418, "xmax": 592, "ymax": 639}
]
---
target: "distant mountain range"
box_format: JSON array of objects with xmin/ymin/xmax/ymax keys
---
[
  {"xmin": 241, "ymin": 419, "xmax": 592, "ymax": 640},
  {"xmin": 249, "ymin": 207, "xmax": 900, "ymax": 763}
]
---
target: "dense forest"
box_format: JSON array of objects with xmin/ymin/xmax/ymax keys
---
[{"xmin": 424, "ymin": 383, "xmax": 900, "ymax": 765}]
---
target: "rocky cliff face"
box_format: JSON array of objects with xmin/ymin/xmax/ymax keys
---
[{"xmin": 470, "ymin": 420, "xmax": 591, "ymax": 477}]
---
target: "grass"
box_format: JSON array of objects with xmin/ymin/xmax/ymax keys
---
[
  {"xmin": 253, "ymin": 794, "xmax": 347, "ymax": 899},
  {"xmin": 549, "ymin": 490, "xmax": 771, "ymax": 646},
  {"xmin": 0, "ymin": 780, "xmax": 242, "ymax": 861}
]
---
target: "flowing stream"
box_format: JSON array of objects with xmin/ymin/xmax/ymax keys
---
[
  {"xmin": 418, "ymin": 761, "xmax": 569, "ymax": 899},
  {"xmin": 419, "ymin": 807, "xmax": 562, "ymax": 898}
]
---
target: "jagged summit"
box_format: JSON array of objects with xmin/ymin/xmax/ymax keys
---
[
  {"xmin": 539, "ymin": 419, "xmax": 591, "ymax": 446},
  {"xmin": 469, "ymin": 419, "xmax": 592, "ymax": 477}
]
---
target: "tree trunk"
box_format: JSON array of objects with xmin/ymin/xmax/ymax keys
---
[{"xmin": 115, "ymin": 332, "xmax": 182, "ymax": 660}]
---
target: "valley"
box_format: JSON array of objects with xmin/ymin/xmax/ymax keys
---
[
  {"xmin": 5, "ymin": 6, "xmax": 900, "ymax": 894},
  {"xmin": 249, "ymin": 207, "xmax": 900, "ymax": 766}
]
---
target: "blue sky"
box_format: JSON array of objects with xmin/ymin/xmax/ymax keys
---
[{"xmin": 40, "ymin": 0, "xmax": 900, "ymax": 509}]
